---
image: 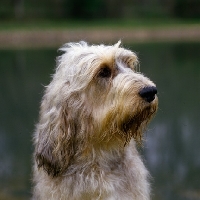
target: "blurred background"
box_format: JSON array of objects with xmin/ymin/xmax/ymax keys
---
[
  {"xmin": 0, "ymin": 0, "xmax": 200, "ymax": 20},
  {"xmin": 0, "ymin": 0, "xmax": 200, "ymax": 200}
]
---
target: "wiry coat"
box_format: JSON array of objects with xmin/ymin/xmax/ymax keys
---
[{"xmin": 32, "ymin": 41, "xmax": 158, "ymax": 200}]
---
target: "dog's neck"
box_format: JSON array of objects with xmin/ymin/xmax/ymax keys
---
[{"xmin": 64, "ymin": 138, "xmax": 138, "ymax": 176}]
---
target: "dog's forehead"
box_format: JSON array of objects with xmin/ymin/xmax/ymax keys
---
[
  {"xmin": 93, "ymin": 44, "xmax": 137, "ymax": 60},
  {"xmin": 57, "ymin": 42, "xmax": 138, "ymax": 74},
  {"xmin": 85, "ymin": 44, "xmax": 138, "ymax": 70}
]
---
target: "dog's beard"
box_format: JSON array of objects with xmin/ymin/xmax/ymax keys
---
[
  {"xmin": 119, "ymin": 105, "xmax": 157, "ymax": 145},
  {"xmin": 99, "ymin": 104, "xmax": 157, "ymax": 147}
]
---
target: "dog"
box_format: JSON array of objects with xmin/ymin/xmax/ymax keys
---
[{"xmin": 32, "ymin": 41, "xmax": 158, "ymax": 200}]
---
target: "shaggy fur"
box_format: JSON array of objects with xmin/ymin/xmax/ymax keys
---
[{"xmin": 32, "ymin": 41, "xmax": 158, "ymax": 200}]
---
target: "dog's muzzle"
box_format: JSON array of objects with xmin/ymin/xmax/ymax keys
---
[{"xmin": 139, "ymin": 86, "xmax": 157, "ymax": 103}]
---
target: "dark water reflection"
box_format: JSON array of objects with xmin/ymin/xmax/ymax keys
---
[
  {"xmin": 132, "ymin": 43, "xmax": 200, "ymax": 200},
  {"xmin": 0, "ymin": 43, "xmax": 200, "ymax": 200}
]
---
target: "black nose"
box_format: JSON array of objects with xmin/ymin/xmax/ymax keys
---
[{"xmin": 139, "ymin": 86, "xmax": 157, "ymax": 103}]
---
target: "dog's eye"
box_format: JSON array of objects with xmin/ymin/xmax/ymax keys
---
[{"xmin": 98, "ymin": 67, "xmax": 112, "ymax": 78}]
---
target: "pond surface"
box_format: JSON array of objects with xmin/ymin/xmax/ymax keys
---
[{"xmin": 0, "ymin": 42, "xmax": 200, "ymax": 200}]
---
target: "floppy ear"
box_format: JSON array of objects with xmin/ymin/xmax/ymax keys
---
[{"xmin": 34, "ymin": 104, "xmax": 75, "ymax": 177}]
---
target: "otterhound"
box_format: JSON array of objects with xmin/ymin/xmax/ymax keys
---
[{"xmin": 32, "ymin": 41, "xmax": 158, "ymax": 200}]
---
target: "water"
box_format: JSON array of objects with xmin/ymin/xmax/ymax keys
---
[
  {"xmin": 0, "ymin": 43, "xmax": 200, "ymax": 200},
  {"xmin": 132, "ymin": 43, "xmax": 200, "ymax": 200}
]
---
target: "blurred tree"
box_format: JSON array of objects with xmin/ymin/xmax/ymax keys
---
[
  {"xmin": 12, "ymin": 0, "xmax": 24, "ymax": 19},
  {"xmin": 0, "ymin": 0, "xmax": 200, "ymax": 20},
  {"xmin": 103, "ymin": 0, "xmax": 123, "ymax": 18},
  {"xmin": 53, "ymin": 0, "xmax": 65, "ymax": 18},
  {"xmin": 67, "ymin": 0, "xmax": 105, "ymax": 19},
  {"xmin": 174, "ymin": 0, "xmax": 200, "ymax": 18}
]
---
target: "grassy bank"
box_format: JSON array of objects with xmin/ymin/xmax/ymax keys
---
[
  {"xmin": 0, "ymin": 19, "xmax": 199, "ymax": 49},
  {"xmin": 0, "ymin": 18, "xmax": 200, "ymax": 30}
]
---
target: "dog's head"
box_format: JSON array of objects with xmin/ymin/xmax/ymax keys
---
[{"xmin": 34, "ymin": 41, "xmax": 158, "ymax": 176}]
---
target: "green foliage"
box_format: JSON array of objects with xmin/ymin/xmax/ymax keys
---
[{"xmin": 0, "ymin": 0, "xmax": 200, "ymax": 20}]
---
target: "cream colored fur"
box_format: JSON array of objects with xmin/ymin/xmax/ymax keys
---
[{"xmin": 32, "ymin": 41, "xmax": 158, "ymax": 200}]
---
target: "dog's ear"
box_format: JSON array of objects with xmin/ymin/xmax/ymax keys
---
[{"xmin": 34, "ymin": 104, "xmax": 75, "ymax": 177}]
